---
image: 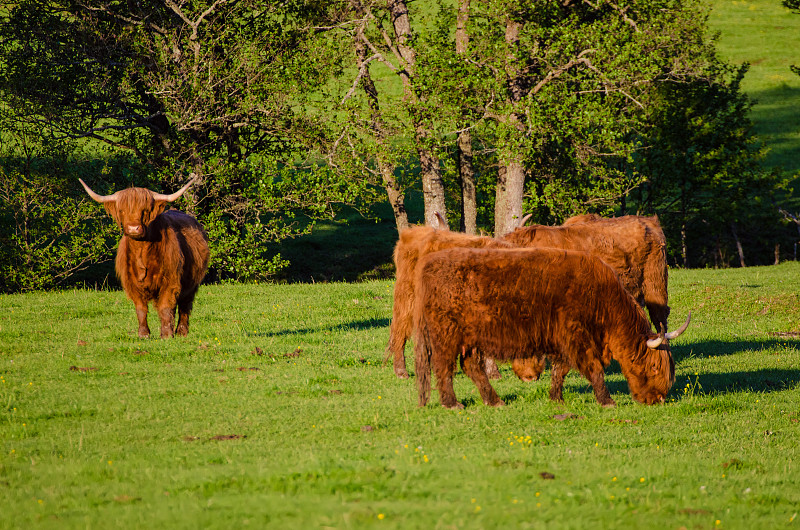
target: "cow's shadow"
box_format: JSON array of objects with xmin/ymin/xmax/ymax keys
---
[
  {"xmin": 671, "ymin": 337, "xmax": 800, "ymax": 362},
  {"xmin": 244, "ymin": 317, "xmax": 391, "ymax": 338},
  {"xmin": 491, "ymin": 337, "xmax": 800, "ymax": 402}
]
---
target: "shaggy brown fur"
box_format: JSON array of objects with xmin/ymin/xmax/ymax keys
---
[
  {"xmin": 502, "ymin": 214, "xmax": 670, "ymax": 381},
  {"xmin": 388, "ymin": 225, "xmax": 516, "ymax": 378},
  {"xmin": 82, "ymin": 181, "xmax": 210, "ymax": 338},
  {"xmin": 413, "ymin": 247, "xmax": 682, "ymax": 409},
  {"xmin": 503, "ymin": 215, "xmax": 669, "ymax": 331}
]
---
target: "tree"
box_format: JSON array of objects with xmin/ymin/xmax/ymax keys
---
[
  {"xmin": 0, "ymin": 0, "xmax": 372, "ymax": 282},
  {"xmin": 415, "ymin": 0, "xmax": 723, "ymax": 235},
  {"xmin": 631, "ymin": 63, "xmax": 788, "ymax": 267}
]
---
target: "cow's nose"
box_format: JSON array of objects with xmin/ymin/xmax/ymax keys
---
[{"xmin": 127, "ymin": 225, "xmax": 144, "ymax": 236}]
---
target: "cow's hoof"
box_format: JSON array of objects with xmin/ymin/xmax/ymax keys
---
[
  {"xmin": 394, "ymin": 369, "xmax": 410, "ymax": 379},
  {"xmin": 601, "ymin": 401, "xmax": 616, "ymax": 408},
  {"xmin": 444, "ymin": 402, "xmax": 465, "ymax": 410},
  {"xmin": 488, "ymin": 399, "xmax": 506, "ymax": 408}
]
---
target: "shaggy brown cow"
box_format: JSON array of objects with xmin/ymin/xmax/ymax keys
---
[
  {"xmin": 504, "ymin": 214, "xmax": 670, "ymax": 381},
  {"xmin": 80, "ymin": 175, "xmax": 210, "ymax": 338},
  {"xmin": 413, "ymin": 247, "xmax": 689, "ymax": 409}
]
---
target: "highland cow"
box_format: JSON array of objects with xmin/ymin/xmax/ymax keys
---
[
  {"xmin": 80, "ymin": 175, "xmax": 210, "ymax": 338},
  {"xmin": 413, "ymin": 247, "xmax": 689, "ymax": 409}
]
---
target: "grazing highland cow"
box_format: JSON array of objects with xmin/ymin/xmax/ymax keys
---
[
  {"xmin": 80, "ymin": 175, "xmax": 210, "ymax": 338},
  {"xmin": 413, "ymin": 247, "xmax": 689, "ymax": 409},
  {"xmin": 502, "ymin": 214, "xmax": 671, "ymax": 381}
]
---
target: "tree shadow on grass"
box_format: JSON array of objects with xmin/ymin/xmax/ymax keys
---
[{"xmin": 244, "ymin": 317, "xmax": 391, "ymax": 338}]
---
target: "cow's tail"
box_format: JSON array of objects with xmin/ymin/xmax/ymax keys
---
[{"xmin": 414, "ymin": 313, "xmax": 432, "ymax": 407}]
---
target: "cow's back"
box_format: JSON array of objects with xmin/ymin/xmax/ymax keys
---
[{"xmin": 415, "ymin": 247, "xmax": 648, "ymax": 363}]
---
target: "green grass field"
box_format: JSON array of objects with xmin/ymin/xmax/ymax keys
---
[
  {"xmin": 2, "ymin": 263, "xmax": 799, "ymax": 528},
  {"xmin": 708, "ymin": 0, "xmax": 800, "ymax": 175}
]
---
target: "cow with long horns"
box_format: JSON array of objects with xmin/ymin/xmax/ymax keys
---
[
  {"xmin": 80, "ymin": 175, "xmax": 210, "ymax": 338},
  {"xmin": 413, "ymin": 247, "xmax": 690, "ymax": 409}
]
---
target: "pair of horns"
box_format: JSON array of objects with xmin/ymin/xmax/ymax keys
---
[
  {"xmin": 646, "ymin": 312, "xmax": 692, "ymax": 349},
  {"xmin": 79, "ymin": 173, "xmax": 200, "ymax": 203}
]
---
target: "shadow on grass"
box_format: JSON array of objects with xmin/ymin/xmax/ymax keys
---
[
  {"xmin": 244, "ymin": 317, "xmax": 392, "ymax": 338},
  {"xmin": 672, "ymin": 337, "xmax": 800, "ymax": 361},
  {"xmin": 748, "ymin": 84, "xmax": 800, "ymax": 173}
]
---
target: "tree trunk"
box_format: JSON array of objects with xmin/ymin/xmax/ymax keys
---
[
  {"xmin": 731, "ymin": 222, "xmax": 746, "ymax": 267},
  {"xmin": 455, "ymin": 0, "xmax": 477, "ymax": 234},
  {"xmin": 494, "ymin": 155, "xmax": 525, "ymax": 237},
  {"xmin": 354, "ymin": 24, "xmax": 409, "ymax": 231},
  {"xmin": 493, "ymin": 16, "xmax": 526, "ymax": 237},
  {"xmin": 457, "ymin": 131, "xmax": 477, "ymax": 235},
  {"xmin": 389, "ymin": 0, "xmax": 448, "ymax": 229},
  {"xmin": 774, "ymin": 243, "xmax": 780, "ymax": 265}
]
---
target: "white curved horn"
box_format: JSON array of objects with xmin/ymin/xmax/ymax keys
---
[
  {"xmin": 79, "ymin": 179, "xmax": 120, "ymax": 203},
  {"xmin": 517, "ymin": 213, "xmax": 532, "ymax": 227},
  {"xmin": 646, "ymin": 324, "xmax": 665, "ymax": 349},
  {"xmin": 432, "ymin": 211, "xmax": 448, "ymax": 230},
  {"xmin": 151, "ymin": 173, "xmax": 200, "ymax": 202},
  {"xmin": 665, "ymin": 311, "xmax": 691, "ymax": 340}
]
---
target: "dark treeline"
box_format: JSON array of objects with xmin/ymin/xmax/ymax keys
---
[{"xmin": 0, "ymin": 0, "xmax": 797, "ymax": 293}]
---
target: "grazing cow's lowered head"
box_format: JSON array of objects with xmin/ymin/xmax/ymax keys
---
[{"xmin": 80, "ymin": 175, "xmax": 209, "ymax": 339}]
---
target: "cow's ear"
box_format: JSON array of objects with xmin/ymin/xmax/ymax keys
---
[
  {"xmin": 147, "ymin": 200, "xmax": 167, "ymax": 224},
  {"xmin": 103, "ymin": 202, "xmax": 121, "ymax": 225}
]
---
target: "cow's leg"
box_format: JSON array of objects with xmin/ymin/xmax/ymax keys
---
[
  {"xmin": 549, "ymin": 361, "xmax": 569, "ymax": 402},
  {"xmin": 387, "ymin": 316, "xmax": 410, "ymax": 379},
  {"xmin": 434, "ymin": 346, "xmax": 463, "ymax": 409},
  {"xmin": 512, "ymin": 356, "xmax": 546, "ymax": 382},
  {"xmin": 463, "ymin": 349, "xmax": 504, "ymax": 407},
  {"xmin": 578, "ymin": 359, "xmax": 615, "ymax": 407},
  {"xmin": 387, "ymin": 281, "xmax": 413, "ymax": 379},
  {"xmin": 484, "ymin": 357, "xmax": 502, "ymax": 380},
  {"xmin": 175, "ymin": 288, "xmax": 198, "ymax": 337},
  {"xmin": 155, "ymin": 291, "xmax": 178, "ymax": 339},
  {"xmin": 134, "ymin": 302, "xmax": 150, "ymax": 338}
]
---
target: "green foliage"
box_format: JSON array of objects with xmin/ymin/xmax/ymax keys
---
[
  {"xmin": 631, "ymin": 62, "xmax": 791, "ymax": 267},
  {"xmin": 2, "ymin": 265, "xmax": 800, "ymax": 527},
  {"xmin": 0, "ymin": 165, "xmax": 117, "ymax": 293}
]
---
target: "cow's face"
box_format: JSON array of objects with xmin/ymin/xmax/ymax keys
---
[
  {"xmin": 627, "ymin": 343, "xmax": 675, "ymax": 404},
  {"xmin": 104, "ymin": 188, "xmax": 167, "ymax": 240}
]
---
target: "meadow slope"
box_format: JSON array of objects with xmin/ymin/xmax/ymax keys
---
[{"xmin": 1, "ymin": 263, "xmax": 799, "ymax": 528}]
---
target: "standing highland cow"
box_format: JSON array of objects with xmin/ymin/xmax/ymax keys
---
[
  {"xmin": 413, "ymin": 247, "xmax": 690, "ymax": 409},
  {"xmin": 80, "ymin": 175, "xmax": 210, "ymax": 338}
]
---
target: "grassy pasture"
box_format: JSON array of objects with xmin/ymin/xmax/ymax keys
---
[
  {"xmin": 1, "ymin": 263, "xmax": 800, "ymax": 528},
  {"xmin": 707, "ymin": 0, "xmax": 800, "ymax": 175}
]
